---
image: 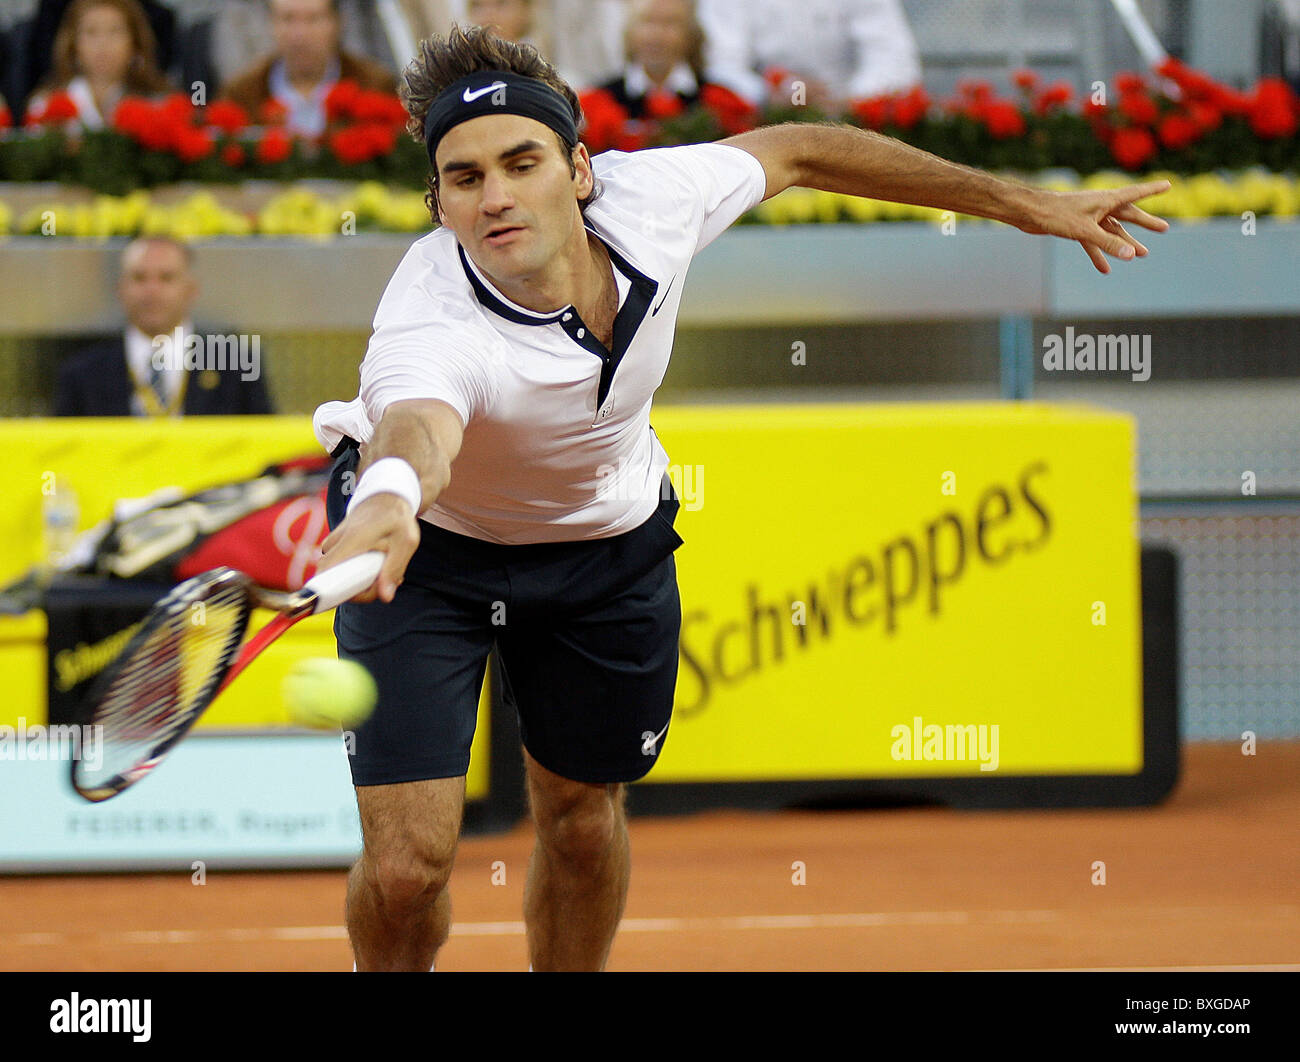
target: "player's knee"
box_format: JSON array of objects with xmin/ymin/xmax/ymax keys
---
[
  {"xmin": 363, "ymin": 845, "xmax": 454, "ymax": 912},
  {"xmin": 535, "ymin": 789, "xmax": 624, "ymax": 868}
]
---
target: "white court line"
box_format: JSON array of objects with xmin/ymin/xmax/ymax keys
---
[{"xmin": 4, "ymin": 905, "xmax": 1295, "ymax": 949}]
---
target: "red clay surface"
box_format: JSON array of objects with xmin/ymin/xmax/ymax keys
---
[{"xmin": 1, "ymin": 742, "xmax": 1296, "ymax": 971}]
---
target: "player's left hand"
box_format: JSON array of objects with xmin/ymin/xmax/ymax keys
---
[{"xmin": 1016, "ymin": 180, "xmax": 1172, "ymax": 275}]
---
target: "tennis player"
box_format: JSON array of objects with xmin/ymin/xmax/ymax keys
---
[{"xmin": 312, "ymin": 24, "xmax": 1170, "ymax": 971}]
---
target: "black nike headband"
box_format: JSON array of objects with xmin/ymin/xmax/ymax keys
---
[{"xmin": 423, "ymin": 70, "xmax": 580, "ymax": 169}]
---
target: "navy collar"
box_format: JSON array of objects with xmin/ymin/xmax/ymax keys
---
[{"xmin": 457, "ymin": 227, "xmax": 659, "ymax": 411}]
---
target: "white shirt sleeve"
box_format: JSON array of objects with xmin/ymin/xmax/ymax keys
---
[
  {"xmin": 359, "ymin": 313, "xmax": 498, "ymax": 431},
  {"xmin": 631, "ymin": 142, "xmax": 770, "ymax": 256},
  {"xmin": 846, "ymin": 0, "xmax": 923, "ymax": 99}
]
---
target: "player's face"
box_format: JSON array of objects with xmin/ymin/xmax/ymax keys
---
[
  {"xmin": 435, "ymin": 113, "xmax": 594, "ymax": 284},
  {"xmin": 118, "ymin": 241, "xmax": 198, "ymax": 338}
]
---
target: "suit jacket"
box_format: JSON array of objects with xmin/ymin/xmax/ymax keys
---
[
  {"xmin": 53, "ymin": 336, "xmax": 274, "ymax": 417},
  {"xmin": 219, "ymin": 50, "xmax": 397, "ymax": 121}
]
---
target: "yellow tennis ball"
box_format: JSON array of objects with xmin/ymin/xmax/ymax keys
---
[{"xmin": 283, "ymin": 658, "xmax": 378, "ymax": 730}]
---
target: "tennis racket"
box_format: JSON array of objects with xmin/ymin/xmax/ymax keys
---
[{"xmin": 69, "ymin": 550, "xmax": 385, "ymax": 803}]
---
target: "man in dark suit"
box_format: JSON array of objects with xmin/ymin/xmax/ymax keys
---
[{"xmin": 54, "ymin": 236, "xmax": 274, "ymax": 417}]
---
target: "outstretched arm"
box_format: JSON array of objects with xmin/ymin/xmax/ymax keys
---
[
  {"xmin": 721, "ymin": 122, "xmax": 1171, "ymax": 274},
  {"xmin": 316, "ymin": 398, "xmax": 463, "ymax": 602}
]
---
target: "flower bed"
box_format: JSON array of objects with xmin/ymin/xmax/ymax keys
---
[
  {"xmin": 0, "ymin": 169, "xmax": 1294, "ymax": 239},
  {"xmin": 1, "ymin": 61, "xmax": 1296, "ymax": 195}
]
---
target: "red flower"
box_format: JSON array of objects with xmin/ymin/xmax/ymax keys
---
[
  {"xmin": 114, "ymin": 98, "xmax": 177, "ymax": 150},
  {"xmin": 350, "ymin": 89, "xmax": 405, "ymax": 125},
  {"xmin": 982, "ymin": 100, "xmax": 1025, "ymax": 139},
  {"xmin": 328, "ymin": 124, "xmax": 391, "ymax": 164},
  {"xmin": 1082, "ymin": 97, "xmax": 1109, "ymax": 120},
  {"xmin": 1155, "ymin": 57, "xmax": 1189, "ymax": 84},
  {"xmin": 1110, "ymin": 126, "xmax": 1157, "ymax": 169},
  {"xmin": 1157, "ymin": 112, "xmax": 1199, "ymax": 150},
  {"xmin": 852, "ymin": 95, "xmax": 891, "ymax": 129},
  {"xmin": 1248, "ymin": 78, "xmax": 1299, "ymax": 138},
  {"xmin": 256, "ymin": 127, "xmax": 293, "ymax": 165},
  {"xmin": 1011, "ymin": 68, "xmax": 1040, "ymax": 91},
  {"xmin": 1212, "ymin": 86, "xmax": 1252, "ymax": 117},
  {"xmin": 699, "ymin": 83, "xmax": 758, "ymax": 135},
  {"xmin": 957, "ymin": 78, "xmax": 994, "ymax": 102},
  {"xmin": 324, "ymin": 79, "xmax": 362, "ymax": 122},
  {"xmin": 890, "ymin": 85, "xmax": 930, "ymax": 129},
  {"xmin": 0, "ymin": 104, "xmax": 10, "ymax": 129},
  {"xmin": 1187, "ymin": 100, "xmax": 1222, "ymax": 132},
  {"xmin": 615, "ymin": 128, "xmax": 649, "ymax": 152},
  {"xmin": 1115, "ymin": 71, "xmax": 1146, "ymax": 95},
  {"xmin": 260, "ymin": 99, "xmax": 289, "ymax": 126},
  {"xmin": 1117, "ymin": 90, "xmax": 1159, "ymax": 126},
  {"xmin": 1033, "ymin": 81, "xmax": 1074, "ymax": 115},
  {"xmin": 222, "ymin": 141, "xmax": 246, "ymax": 167},
  {"xmin": 578, "ymin": 88, "xmax": 630, "ymax": 153},
  {"xmin": 38, "ymin": 91, "xmax": 80, "ymax": 123},
  {"xmin": 361, "ymin": 121, "xmax": 397, "ymax": 156},
  {"xmin": 112, "ymin": 96, "xmax": 152, "ymax": 135},
  {"xmin": 205, "ymin": 100, "xmax": 248, "ymax": 134},
  {"xmin": 174, "ymin": 125, "xmax": 215, "ymax": 163},
  {"xmin": 644, "ymin": 90, "xmax": 685, "ymax": 121},
  {"xmin": 763, "ymin": 66, "xmax": 793, "ymax": 91},
  {"xmin": 161, "ymin": 92, "xmax": 193, "ymax": 124}
]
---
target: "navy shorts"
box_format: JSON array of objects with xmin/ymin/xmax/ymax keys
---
[{"xmin": 325, "ymin": 440, "xmax": 683, "ymax": 786}]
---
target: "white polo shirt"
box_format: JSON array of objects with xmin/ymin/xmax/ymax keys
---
[{"xmin": 313, "ymin": 141, "xmax": 768, "ymax": 544}]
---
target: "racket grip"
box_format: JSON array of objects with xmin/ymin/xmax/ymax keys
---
[{"xmin": 305, "ymin": 550, "xmax": 387, "ymax": 612}]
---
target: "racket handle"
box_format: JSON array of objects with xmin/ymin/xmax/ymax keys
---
[{"xmin": 305, "ymin": 550, "xmax": 387, "ymax": 612}]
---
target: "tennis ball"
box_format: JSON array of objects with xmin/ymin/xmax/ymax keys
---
[{"xmin": 283, "ymin": 657, "xmax": 378, "ymax": 730}]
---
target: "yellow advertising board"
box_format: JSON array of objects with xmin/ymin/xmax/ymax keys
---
[
  {"xmin": 643, "ymin": 402, "xmax": 1143, "ymax": 781},
  {"xmin": 4, "ymin": 404, "xmax": 1141, "ymax": 800}
]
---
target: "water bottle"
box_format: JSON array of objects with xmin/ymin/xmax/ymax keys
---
[{"xmin": 42, "ymin": 482, "xmax": 80, "ymax": 571}]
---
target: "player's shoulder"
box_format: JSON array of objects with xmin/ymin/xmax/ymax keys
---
[
  {"xmin": 592, "ymin": 141, "xmax": 755, "ymax": 182},
  {"xmin": 373, "ymin": 227, "xmax": 484, "ymax": 327}
]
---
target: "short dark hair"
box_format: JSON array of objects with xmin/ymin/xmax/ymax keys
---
[{"xmin": 400, "ymin": 24, "xmax": 601, "ymax": 225}]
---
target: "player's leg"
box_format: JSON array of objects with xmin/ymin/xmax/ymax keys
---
[
  {"xmin": 502, "ymin": 535, "xmax": 683, "ymax": 969},
  {"xmin": 521, "ymin": 749, "xmax": 630, "ymax": 971},
  {"xmin": 347, "ymin": 776, "xmax": 465, "ymax": 971}
]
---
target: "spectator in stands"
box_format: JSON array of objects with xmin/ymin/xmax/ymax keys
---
[
  {"xmin": 695, "ymin": 0, "xmax": 922, "ymax": 113},
  {"xmin": 212, "ymin": 0, "xmax": 453, "ymax": 88},
  {"xmin": 593, "ymin": 0, "xmax": 722, "ymax": 119},
  {"xmin": 26, "ymin": 0, "xmax": 172, "ymax": 129},
  {"xmin": 54, "ymin": 238, "xmax": 274, "ymax": 417},
  {"xmin": 547, "ymin": 0, "xmax": 628, "ymax": 91},
  {"xmin": 20, "ymin": 0, "xmax": 176, "ymax": 115},
  {"xmin": 219, "ymin": 0, "xmax": 396, "ymax": 136}
]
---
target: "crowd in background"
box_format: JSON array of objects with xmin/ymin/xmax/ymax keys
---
[{"xmin": 0, "ymin": 0, "xmax": 924, "ymax": 133}]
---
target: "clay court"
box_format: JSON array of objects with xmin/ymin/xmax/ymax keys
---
[{"xmin": 2, "ymin": 742, "xmax": 1295, "ymax": 972}]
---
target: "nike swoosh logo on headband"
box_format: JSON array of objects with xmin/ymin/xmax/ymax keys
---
[{"xmin": 462, "ymin": 82, "xmax": 506, "ymax": 103}]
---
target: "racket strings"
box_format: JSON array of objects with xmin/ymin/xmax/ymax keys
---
[{"xmin": 76, "ymin": 581, "xmax": 249, "ymax": 792}]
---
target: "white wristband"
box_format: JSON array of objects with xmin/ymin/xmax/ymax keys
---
[{"xmin": 348, "ymin": 457, "xmax": 423, "ymax": 517}]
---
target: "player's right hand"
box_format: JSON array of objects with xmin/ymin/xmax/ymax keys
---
[{"xmin": 317, "ymin": 494, "xmax": 421, "ymax": 604}]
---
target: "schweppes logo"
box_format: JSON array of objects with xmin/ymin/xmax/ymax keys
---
[
  {"xmin": 675, "ymin": 461, "xmax": 1051, "ymax": 716},
  {"xmin": 53, "ymin": 622, "xmax": 143, "ymax": 693}
]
